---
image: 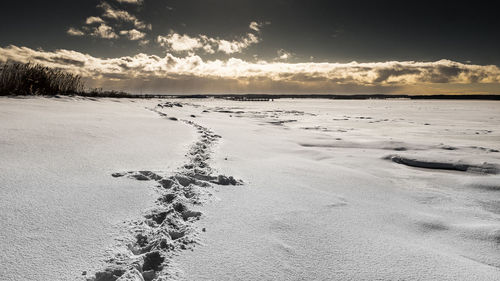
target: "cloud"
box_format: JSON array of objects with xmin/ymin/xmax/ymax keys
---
[
  {"xmin": 85, "ymin": 16, "xmax": 104, "ymax": 25},
  {"xmin": 120, "ymin": 29, "xmax": 146, "ymax": 40},
  {"xmin": 249, "ymin": 21, "xmax": 271, "ymax": 32},
  {"xmin": 277, "ymin": 49, "xmax": 291, "ymax": 60},
  {"xmin": 98, "ymin": 2, "xmax": 151, "ymax": 30},
  {"xmin": 216, "ymin": 33, "xmax": 259, "ymax": 54},
  {"xmin": 249, "ymin": 21, "xmax": 262, "ymax": 32},
  {"xmin": 157, "ymin": 31, "xmax": 259, "ymax": 54},
  {"xmin": 91, "ymin": 24, "xmax": 118, "ymax": 39},
  {"xmin": 98, "ymin": 2, "xmax": 135, "ymax": 21},
  {"xmin": 157, "ymin": 33, "xmax": 205, "ymax": 53},
  {"xmin": 139, "ymin": 40, "xmax": 150, "ymax": 46},
  {"xmin": 116, "ymin": 0, "xmax": 143, "ymax": 4},
  {"xmin": 1, "ymin": 45, "xmax": 499, "ymax": 94},
  {"xmin": 249, "ymin": 21, "xmax": 270, "ymax": 32},
  {"xmin": 67, "ymin": 27, "xmax": 85, "ymax": 36},
  {"xmin": 156, "ymin": 21, "xmax": 265, "ymax": 54},
  {"xmin": 67, "ymin": 2, "xmax": 151, "ymax": 42}
]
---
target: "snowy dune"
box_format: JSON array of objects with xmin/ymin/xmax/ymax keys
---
[{"xmin": 1, "ymin": 98, "xmax": 499, "ymax": 281}]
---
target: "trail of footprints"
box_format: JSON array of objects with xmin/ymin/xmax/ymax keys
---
[{"xmin": 87, "ymin": 102, "xmax": 241, "ymax": 281}]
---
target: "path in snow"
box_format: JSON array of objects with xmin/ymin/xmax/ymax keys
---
[{"xmin": 86, "ymin": 101, "xmax": 242, "ymax": 281}]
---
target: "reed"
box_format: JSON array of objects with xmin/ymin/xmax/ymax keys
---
[{"xmin": 0, "ymin": 62, "xmax": 84, "ymax": 96}]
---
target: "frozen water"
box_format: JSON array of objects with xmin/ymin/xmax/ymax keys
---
[
  {"xmin": 1, "ymin": 97, "xmax": 499, "ymax": 281},
  {"xmin": 175, "ymin": 99, "xmax": 500, "ymax": 281}
]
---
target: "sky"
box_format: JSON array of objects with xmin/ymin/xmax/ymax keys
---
[{"xmin": 1, "ymin": 0, "xmax": 500, "ymax": 95}]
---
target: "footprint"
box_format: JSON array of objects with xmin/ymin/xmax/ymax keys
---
[{"xmin": 95, "ymin": 110, "xmax": 244, "ymax": 281}]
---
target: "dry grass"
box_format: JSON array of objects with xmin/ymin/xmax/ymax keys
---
[{"xmin": 0, "ymin": 62, "xmax": 84, "ymax": 96}]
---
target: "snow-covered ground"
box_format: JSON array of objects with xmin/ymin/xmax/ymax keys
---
[
  {"xmin": 173, "ymin": 99, "xmax": 500, "ymax": 281},
  {"xmin": 0, "ymin": 97, "xmax": 194, "ymax": 281},
  {"xmin": 1, "ymin": 97, "xmax": 499, "ymax": 281}
]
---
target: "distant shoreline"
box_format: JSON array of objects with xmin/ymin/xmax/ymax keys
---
[
  {"xmin": 181, "ymin": 94, "xmax": 500, "ymax": 100},
  {"xmin": 5, "ymin": 92, "xmax": 500, "ymax": 101},
  {"xmin": 3, "ymin": 93, "xmax": 500, "ymax": 100},
  {"xmin": 68, "ymin": 93, "xmax": 500, "ymax": 100}
]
